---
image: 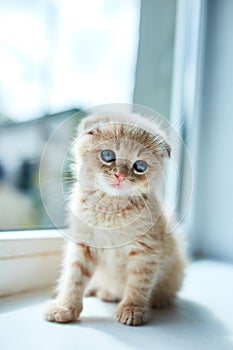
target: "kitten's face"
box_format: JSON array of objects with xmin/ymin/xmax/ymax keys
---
[
  {"xmin": 95, "ymin": 140, "xmax": 157, "ymax": 197},
  {"xmin": 73, "ymin": 122, "xmax": 169, "ymax": 199}
]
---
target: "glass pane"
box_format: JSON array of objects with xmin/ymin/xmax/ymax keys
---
[{"xmin": 0, "ymin": 0, "xmax": 140, "ymax": 230}]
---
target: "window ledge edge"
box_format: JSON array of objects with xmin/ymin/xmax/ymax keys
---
[{"xmin": 0, "ymin": 229, "xmax": 63, "ymax": 241}]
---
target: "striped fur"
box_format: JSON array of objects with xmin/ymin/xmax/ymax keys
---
[{"xmin": 45, "ymin": 112, "xmax": 186, "ymax": 325}]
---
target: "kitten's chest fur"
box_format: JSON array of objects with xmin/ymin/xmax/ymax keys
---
[
  {"xmin": 69, "ymin": 185, "xmax": 160, "ymax": 247},
  {"xmin": 79, "ymin": 192, "xmax": 144, "ymax": 228}
]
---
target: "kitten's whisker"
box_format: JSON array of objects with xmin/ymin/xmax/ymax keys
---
[
  {"xmin": 101, "ymin": 175, "xmax": 113, "ymax": 181},
  {"xmin": 157, "ymin": 112, "xmax": 184, "ymax": 135}
]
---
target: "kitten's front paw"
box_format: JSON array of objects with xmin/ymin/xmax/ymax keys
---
[
  {"xmin": 115, "ymin": 303, "xmax": 148, "ymax": 326},
  {"xmin": 44, "ymin": 302, "xmax": 83, "ymax": 323}
]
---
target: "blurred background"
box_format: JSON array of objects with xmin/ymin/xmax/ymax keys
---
[
  {"xmin": 0, "ymin": 0, "xmax": 232, "ymax": 262},
  {"xmin": 0, "ymin": 0, "xmax": 140, "ymax": 229}
]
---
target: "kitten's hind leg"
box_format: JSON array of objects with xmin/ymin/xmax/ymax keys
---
[
  {"xmin": 85, "ymin": 268, "xmax": 122, "ymax": 302},
  {"xmin": 97, "ymin": 288, "xmax": 121, "ymax": 303},
  {"xmin": 84, "ymin": 269, "xmax": 101, "ymax": 297},
  {"xmin": 150, "ymin": 253, "xmax": 185, "ymax": 308},
  {"xmin": 85, "ymin": 286, "xmax": 98, "ymax": 297},
  {"xmin": 85, "ymin": 284, "xmax": 121, "ymax": 302},
  {"xmin": 150, "ymin": 289, "xmax": 175, "ymax": 308}
]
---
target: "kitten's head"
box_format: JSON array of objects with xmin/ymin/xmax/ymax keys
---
[{"xmin": 72, "ymin": 113, "xmax": 170, "ymax": 199}]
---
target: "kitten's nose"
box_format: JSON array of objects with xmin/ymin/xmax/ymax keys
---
[{"xmin": 115, "ymin": 172, "xmax": 127, "ymax": 182}]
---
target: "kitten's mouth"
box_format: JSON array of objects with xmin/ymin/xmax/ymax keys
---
[
  {"xmin": 112, "ymin": 172, "xmax": 126, "ymax": 188},
  {"xmin": 97, "ymin": 173, "xmax": 132, "ymax": 196},
  {"xmin": 111, "ymin": 172, "xmax": 127, "ymax": 188},
  {"xmin": 111, "ymin": 182, "xmax": 123, "ymax": 188}
]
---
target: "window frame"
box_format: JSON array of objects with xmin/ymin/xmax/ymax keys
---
[
  {"xmin": 169, "ymin": 0, "xmax": 207, "ymax": 255},
  {"xmin": 134, "ymin": 0, "xmax": 207, "ymax": 250}
]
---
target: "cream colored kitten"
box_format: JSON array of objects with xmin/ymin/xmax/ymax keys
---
[{"xmin": 45, "ymin": 112, "xmax": 186, "ymax": 326}]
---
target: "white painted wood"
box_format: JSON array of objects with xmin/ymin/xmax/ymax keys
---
[
  {"xmin": 0, "ymin": 255, "xmax": 61, "ymax": 296},
  {"xmin": 0, "ymin": 230, "xmax": 64, "ymax": 295}
]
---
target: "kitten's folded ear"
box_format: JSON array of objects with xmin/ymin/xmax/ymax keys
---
[
  {"xmin": 154, "ymin": 132, "xmax": 171, "ymax": 158},
  {"xmin": 163, "ymin": 140, "xmax": 171, "ymax": 157},
  {"xmin": 77, "ymin": 114, "xmax": 110, "ymax": 135}
]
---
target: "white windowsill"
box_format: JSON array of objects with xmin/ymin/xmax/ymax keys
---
[
  {"xmin": 0, "ymin": 228, "xmax": 62, "ymax": 240},
  {"xmin": 0, "ymin": 229, "xmax": 64, "ymax": 296},
  {"xmin": 1, "ymin": 260, "xmax": 233, "ymax": 350}
]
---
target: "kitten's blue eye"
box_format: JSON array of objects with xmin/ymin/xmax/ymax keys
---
[
  {"xmin": 100, "ymin": 150, "xmax": 116, "ymax": 163},
  {"xmin": 133, "ymin": 160, "xmax": 148, "ymax": 173}
]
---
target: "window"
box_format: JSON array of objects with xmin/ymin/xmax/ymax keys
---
[{"xmin": 0, "ymin": 0, "xmax": 140, "ymax": 231}]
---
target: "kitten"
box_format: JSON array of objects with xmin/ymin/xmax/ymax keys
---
[{"xmin": 45, "ymin": 112, "xmax": 186, "ymax": 326}]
